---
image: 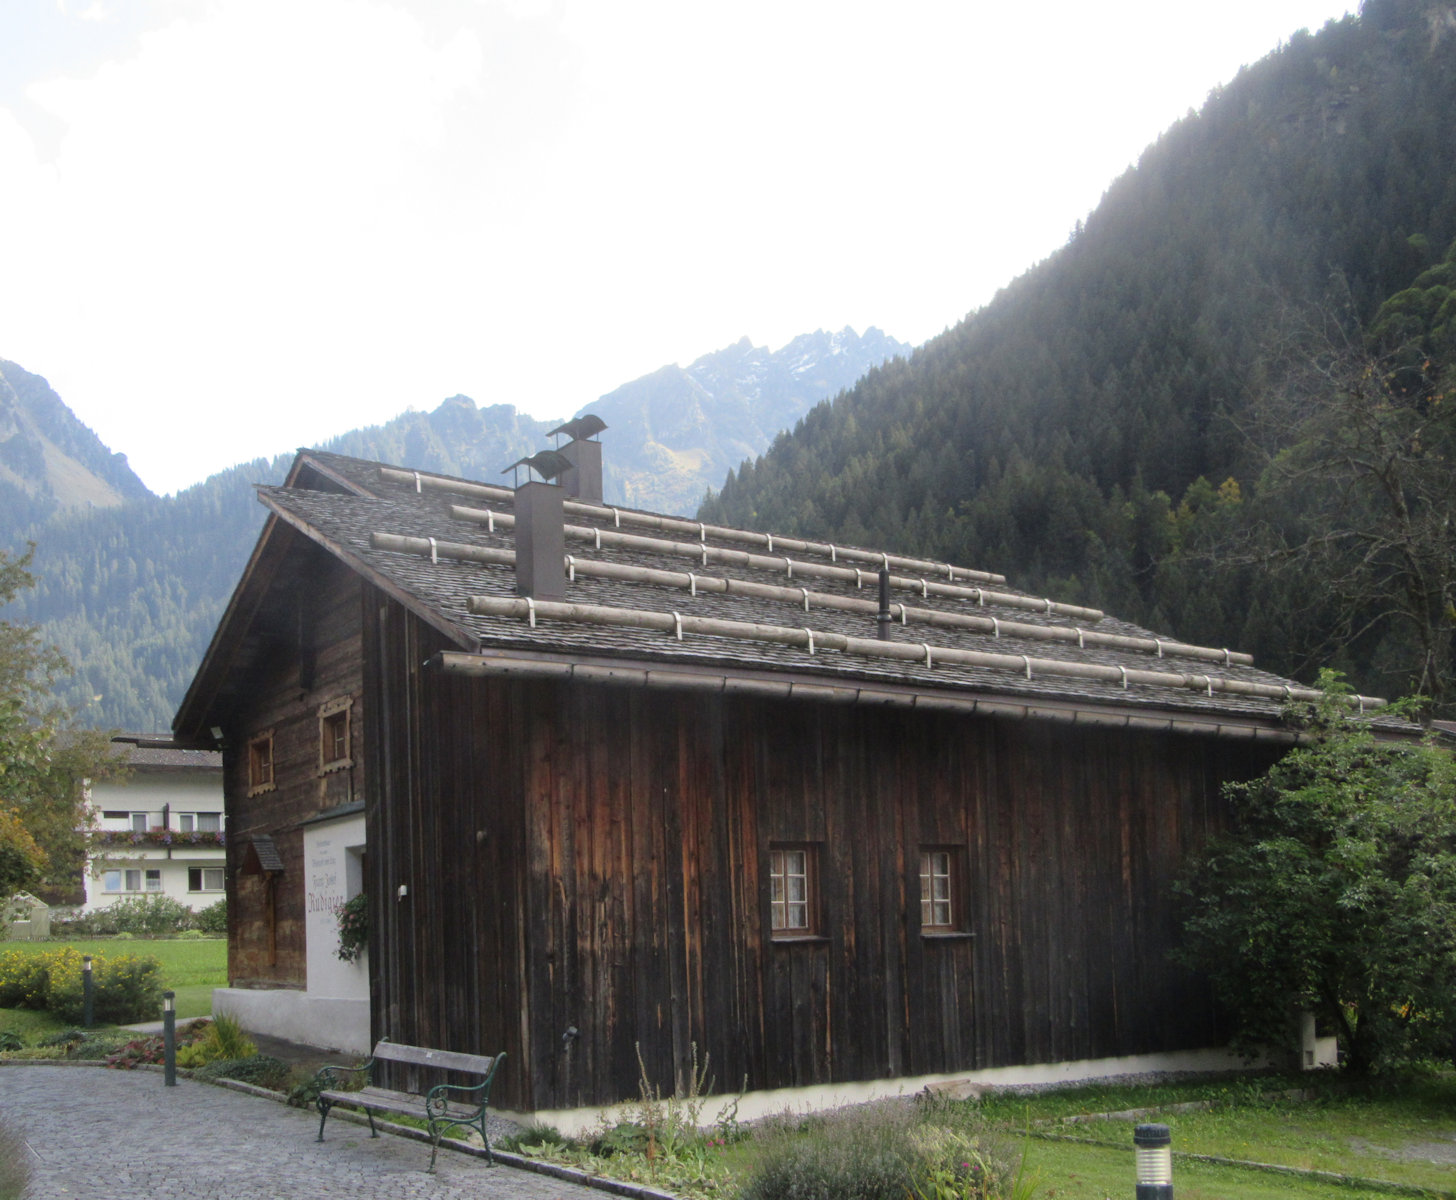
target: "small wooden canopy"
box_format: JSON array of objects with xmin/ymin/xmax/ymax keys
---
[{"xmin": 242, "ymin": 834, "xmax": 285, "ymax": 875}]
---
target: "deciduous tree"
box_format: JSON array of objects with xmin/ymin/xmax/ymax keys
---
[
  {"xmin": 1173, "ymin": 678, "xmax": 1456, "ymax": 1074},
  {"xmin": 0, "ymin": 545, "xmax": 115, "ymax": 903}
]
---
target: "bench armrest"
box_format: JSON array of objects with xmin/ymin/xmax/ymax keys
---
[
  {"xmin": 425, "ymin": 1079, "xmax": 487, "ymax": 1112},
  {"xmin": 313, "ymin": 1059, "xmax": 373, "ymax": 1092}
]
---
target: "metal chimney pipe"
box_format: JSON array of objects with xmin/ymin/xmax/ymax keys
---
[
  {"xmin": 876, "ymin": 568, "xmax": 892, "ymax": 640},
  {"xmin": 514, "ymin": 480, "xmax": 567, "ymax": 599},
  {"xmin": 560, "ymin": 438, "xmax": 603, "ymax": 503}
]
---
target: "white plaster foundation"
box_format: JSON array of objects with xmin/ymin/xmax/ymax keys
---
[
  {"xmin": 212, "ymin": 986, "xmax": 370, "ymax": 1054},
  {"xmin": 502, "ymin": 1045, "xmax": 1273, "ymax": 1137},
  {"xmin": 214, "ymin": 809, "xmax": 371, "ymax": 1055}
]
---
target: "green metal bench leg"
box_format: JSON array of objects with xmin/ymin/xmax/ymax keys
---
[{"xmin": 316, "ymin": 1097, "xmax": 332, "ymax": 1142}]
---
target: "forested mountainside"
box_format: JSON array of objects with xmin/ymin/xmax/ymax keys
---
[
  {"xmin": 702, "ymin": 0, "xmax": 1456, "ymax": 714},
  {"xmin": 0, "ymin": 359, "xmax": 150, "ymax": 530},
  {"xmin": 2, "ymin": 330, "xmax": 901, "ymax": 731}
]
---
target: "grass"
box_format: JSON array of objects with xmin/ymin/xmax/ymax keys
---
[
  {"xmin": 0, "ymin": 935, "xmax": 226, "ymax": 1023},
  {"xmin": 983, "ymin": 1070, "xmax": 1456, "ymax": 1199}
]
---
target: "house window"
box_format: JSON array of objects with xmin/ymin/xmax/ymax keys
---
[
  {"xmin": 178, "ymin": 812, "xmax": 222, "ymax": 833},
  {"xmin": 318, "ymin": 698, "xmax": 352, "ymax": 772},
  {"xmin": 118, "ymin": 868, "xmax": 162, "ymax": 893},
  {"xmin": 188, "ymin": 867, "xmax": 225, "ymax": 892},
  {"xmin": 769, "ymin": 845, "xmax": 817, "ymax": 936},
  {"xmin": 919, "ymin": 848, "xmax": 961, "ymax": 932},
  {"xmin": 101, "ymin": 811, "xmax": 152, "ymax": 833},
  {"xmin": 248, "ymin": 732, "xmax": 275, "ymax": 794},
  {"xmin": 103, "ymin": 870, "xmax": 122, "ymax": 892}
]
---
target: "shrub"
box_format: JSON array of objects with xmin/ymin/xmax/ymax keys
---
[
  {"xmin": 105, "ymin": 1036, "xmax": 165, "ymax": 1069},
  {"xmin": 0, "ymin": 947, "xmax": 163, "ymax": 1024},
  {"xmin": 195, "ymin": 1054, "xmax": 293, "ymax": 1091},
  {"xmin": 195, "ymin": 898, "xmax": 227, "ymax": 934},
  {"xmin": 203, "ymin": 1012, "xmax": 256, "ymax": 1060},
  {"xmin": 51, "ymin": 896, "xmax": 197, "ymax": 938},
  {"xmin": 497, "ymin": 1123, "xmax": 574, "ymax": 1153},
  {"xmin": 104, "ymin": 894, "xmax": 195, "ymax": 936},
  {"xmin": 739, "ymin": 1101, "xmax": 1026, "ymax": 1200},
  {"xmin": 46, "ymin": 952, "xmax": 162, "ymax": 1024},
  {"xmin": 0, "ymin": 948, "xmax": 56, "ymax": 1008}
]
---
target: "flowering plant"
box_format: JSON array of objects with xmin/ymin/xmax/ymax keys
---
[
  {"xmin": 94, "ymin": 830, "xmax": 224, "ymax": 847},
  {"xmin": 335, "ymin": 893, "xmax": 368, "ymax": 964}
]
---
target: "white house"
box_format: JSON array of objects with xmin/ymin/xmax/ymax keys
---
[{"xmin": 83, "ymin": 736, "xmax": 226, "ymax": 913}]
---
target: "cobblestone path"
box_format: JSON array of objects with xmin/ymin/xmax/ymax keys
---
[{"xmin": 0, "ymin": 1066, "xmax": 612, "ymax": 1200}]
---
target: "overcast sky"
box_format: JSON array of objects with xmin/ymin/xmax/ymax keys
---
[{"xmin": 1, "ymin": 0, "xmax": 1357, "ymax": 496}]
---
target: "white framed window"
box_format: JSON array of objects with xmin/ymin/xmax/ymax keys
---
[
  {"xmin": 100, "ymin": 811, "xmax": 152, "ymax": 832},
  {"xmin": 118, "ymin": 868, "xmax": 162, "ymax": 893},
  {"xmin": 178, "ymin": 812, "xmax": 222, "ymax": 833},
  {"xmin": 769, "ymin": 845, "xmax": 818, "ymax": 937},
  {"xmin": 188, "ymin": 867, "xmax": 225, "ymax": 892},
  {"xmin": 919, "ymin": 847, "xmax": 963, "ymax": 933},
  {"xmin": 103, "ymin": 870, "xmax": 122, "ymax": 892}
]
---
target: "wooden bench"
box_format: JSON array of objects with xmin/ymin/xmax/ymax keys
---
[{"xmin": 313, "ymin": 1040, "xmax": 506, "ymax": 1171}]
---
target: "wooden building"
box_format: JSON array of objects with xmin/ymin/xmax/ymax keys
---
[{"xmin": 173, "ymin": 444, "xmax": 1397, "ymax": 1118}]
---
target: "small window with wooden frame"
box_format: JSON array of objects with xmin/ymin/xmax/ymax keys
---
[
  {"xmin": 919, "ymin": 846, "xmax": 964, "ymax": 934},
  {"xmin": 247, "ymin": 731, "xmax": 275, "ymax": 796},
  {"xmin": 769, "ymin": 844, "xmax": 819, "ymax": 939},
  {"xmin": 318, "ymin": 697, "xmax": 353, "ymax": 774}
]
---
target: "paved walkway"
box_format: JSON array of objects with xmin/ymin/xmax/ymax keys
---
[{"xmin": 0, "ymin": 1066, "xmax": 613, "ymax": 1200}]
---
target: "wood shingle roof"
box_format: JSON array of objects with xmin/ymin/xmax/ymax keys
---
[{"xmin": 178, "ymin": 448, "xmax": 1409, "ymax": 743}]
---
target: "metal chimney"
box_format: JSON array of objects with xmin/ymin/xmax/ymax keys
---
[
  {"xmin": 560, "ymin": 439, "xmax": 603, "ymax": 503},
  {"xmin": 876, "ymin": 568, "xmax": 892, "ymax": 640},
  {"xmin": 513, "ymin": 480, "xmax": 566, "ymax": 600},
  {"xmin": 546, "ymin": 414, "xmax": 607, "ymax": 504}
]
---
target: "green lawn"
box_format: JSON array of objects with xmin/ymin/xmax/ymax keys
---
[
  {"xmin": 987, "ymin": 1072, "xmax": 1456, "ymax": 1199},
  {"xmin": 0, "ymin": 936, "xmax": 226, "ymax": 1022}
]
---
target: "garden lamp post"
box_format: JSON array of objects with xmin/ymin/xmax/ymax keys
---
[
  {"xmin": 82, "ymin": 955, "xmax": 94, "ymax": 1028},
  {"xmin": 162, "ymin": 990, "xmax": 176, "ymax": 1087},
  {"xmin": 1135, "ymin": 1123, "xmax": 1173, "ymax": 1199}
]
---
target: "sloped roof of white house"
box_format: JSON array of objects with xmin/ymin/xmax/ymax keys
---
[{"xmin": 175, "ymin": 448, "xmax": 1410, "ymax": 743}]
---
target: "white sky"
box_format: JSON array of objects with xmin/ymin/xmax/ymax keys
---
[{"xmin": 0, "ymin": 0, "xmax": 1356, "ymax": 496}]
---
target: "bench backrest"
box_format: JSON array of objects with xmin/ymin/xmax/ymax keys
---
[{"xmin": 372, "ymin": 1041, "xmax": 498, "ymax": 1078}]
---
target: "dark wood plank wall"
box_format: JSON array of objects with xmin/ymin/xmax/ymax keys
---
[
  {"xmin": 224, "ymin": 541, "xmax": 365, "ymax": 987},
  {"xmin": 368, "ymin": 600, "xmax": 1277, "ymax": 1112}
]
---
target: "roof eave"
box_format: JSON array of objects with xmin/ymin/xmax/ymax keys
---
[{"xmin": 431, "ymin": 647, "xmax": 1346, "ymax": 744}]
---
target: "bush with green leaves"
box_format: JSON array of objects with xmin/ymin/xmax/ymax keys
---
[
  {"xmin": 194, "ymin": 1054, "xmax": 293, "ymax": 1091},
  {"xmin": 1174, "ymin": 680, "xmax": 1456, "ymax": 1074},
  {"xmin": 50, "ymin": 893, "xmax": 198, "ymax": 938},
  {"xmin": 195, "ymin": 898, "xmax": 227, "ymax": 934},
  {"xmin": 105, "ymin": 893, "xmax": 195, "ymax": 935},
  {"xmin": 0, "ymin": 946, "xmax": 162, "ymax": 1024},
  {"xmin": 739, "ymin": 1100, "xmax": 1027, "ymax": 1200}
]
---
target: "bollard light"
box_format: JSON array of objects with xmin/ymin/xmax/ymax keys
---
[
  {"xmin": 162, "ymin": 990, "xmax": 177, "ymax": 1087},
  {"xmin": 82, "ymin": 955, "xmax": 95, "ymax": 1028},
  {"xmin": 1134, "ymin": 1123, "xmax": 1173, "ymax": 1199}
]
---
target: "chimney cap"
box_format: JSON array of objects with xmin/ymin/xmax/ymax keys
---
[
  {"xmin": 546, "ymin": 414, "xmax": 607, "ymax": 443},
  {"xmin": 502, "ymin": 449, "xmax": 573, "ymax": 485}
]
